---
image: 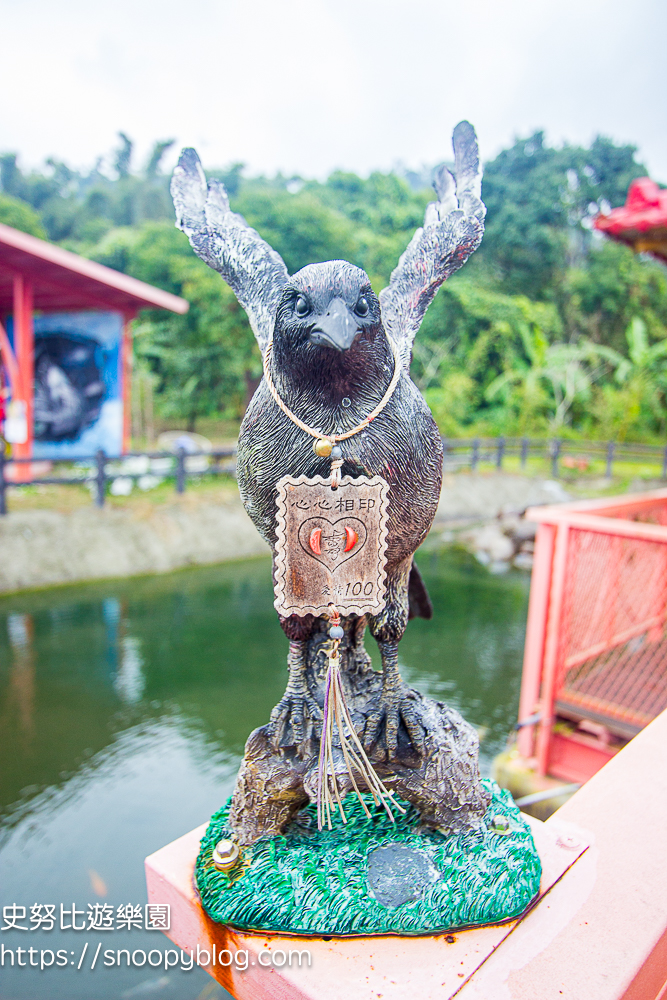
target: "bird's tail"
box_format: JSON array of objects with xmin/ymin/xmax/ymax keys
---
[{"xmin": 408, "ymin": 560, "xmax": 433, "ymax": 620}]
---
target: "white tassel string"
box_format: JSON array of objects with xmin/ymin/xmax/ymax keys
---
[{"xmin": 316, "ymin": 609, "xmax": 405, "ymax": 831}]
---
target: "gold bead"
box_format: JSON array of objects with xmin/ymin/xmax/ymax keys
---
[
  {"xmin": 212, "ymin": 839, "xmax": 241, "ymax": 872},
  {"xmin": 313, "ymin": 439, "xmax": 333, "ymax": 458}
]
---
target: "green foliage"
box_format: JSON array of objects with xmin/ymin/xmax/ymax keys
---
[
  {"xmin": 564, "ymin": 241, "xmax": 667, "ymax": 352},
  {"xmin": 0, "ymin": 192, "xmax": 46, "ymax": 237},
  {"xmin": 235, "ymin": 186, "xmax": 360, "ymax": 276},
  {"xmin": 478, "ymin": 131, "xmax": 647, "ymax": 299},
  {"xmin": 1, "ymin": 135, "xmax": 176, "ymax": 244},
  {"xmin": 303, "ymin": 170, "xmax": 430, "ymax": 287},
  {"xmin": 113, "ymin": 133, "xmax": 133, "ymax": 179},
  {"xmin": 584, "ymin": 317, "xmax": 667, "ymax": 440},
  {"xmin": 0, "ymin": 129, "xmax": 664, "ymax": 440},
  {"xmin": 234, "ymin": 169, "xmax": 430, "ymax": 290},
  {"xmin": 91, "ymin": 221, "xmax": 259, "ymax": 430},
  {"xmin": 486, "ymin": 337, "xmax": 615, "ymax": 433},
  {"xmin": 417, "ymin": 281, "xmax": 563, "ymax": 434},
  {"xmin": 425, "ymin": 372, "xmax": 477, "ymax": 435}
]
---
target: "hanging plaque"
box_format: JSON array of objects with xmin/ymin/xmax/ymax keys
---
[{"xmin": 274, "ymin": 475, "xmax": 389, "ymax": 618}]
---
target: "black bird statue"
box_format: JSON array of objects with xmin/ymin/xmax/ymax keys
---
[{"xmin": 172, "ymin": 122, "xmax": 491, "ymax": 845}]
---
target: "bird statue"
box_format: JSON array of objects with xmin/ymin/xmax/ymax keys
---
[{"xmin": 172, "ymin": 122, "xmax": 491, "ymax": 846}]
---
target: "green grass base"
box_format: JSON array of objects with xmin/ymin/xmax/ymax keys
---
[{"xmin": 195, "ymin": 780, "xmax": 541, "ymax": 936}]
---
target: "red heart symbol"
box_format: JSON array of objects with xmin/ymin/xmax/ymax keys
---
[{"xmin": 298, "ymin": 517, "xmax": 367, "ymax": 569}]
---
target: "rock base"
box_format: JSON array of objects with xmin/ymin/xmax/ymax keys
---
[{"xmin": 227, "ymin": 629, "xmax": 491, "ymax": 846}]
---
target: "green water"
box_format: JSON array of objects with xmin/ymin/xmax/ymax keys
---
[{"xmin": 0, "ymin": 549, "xmax": 528, "ymax": 1000}]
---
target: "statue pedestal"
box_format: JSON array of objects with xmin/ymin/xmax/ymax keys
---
[{"xmin": 145, "ymin": 815, "xmax": 588, "ymax": 999}]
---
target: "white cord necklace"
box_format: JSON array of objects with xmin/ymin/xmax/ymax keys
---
[{"xmin": 262, "ymin": 335, "xmax": 402, "ymax": 486}]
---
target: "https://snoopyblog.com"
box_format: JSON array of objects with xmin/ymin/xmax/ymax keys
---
[{"xmin": 0, "ymin": 903, "xmax": 312, "ymax": 973}]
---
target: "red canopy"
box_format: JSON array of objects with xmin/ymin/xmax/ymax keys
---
[
  {"xmin": 594, "ymin": 178, "xmax": 667, "ymax": 264},
  {"xmin": 0, "ymin": 223, "xmax": 188, "ymax": 315}
]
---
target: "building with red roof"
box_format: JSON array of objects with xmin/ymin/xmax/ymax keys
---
[{"xmin": 0, "ymin": 223, "xmax": 188, "ymax": 464}]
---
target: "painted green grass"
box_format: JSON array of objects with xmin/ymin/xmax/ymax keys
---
[{"xmin": 195, "ymin": 780, "xmax": 541, "ymax": 936}]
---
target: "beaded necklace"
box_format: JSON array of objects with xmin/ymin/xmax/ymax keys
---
[{"xmin": 262, "ymin": 335, "xmax": 402, "ymax": 486}]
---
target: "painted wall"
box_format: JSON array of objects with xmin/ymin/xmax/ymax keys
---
[{"xmin": 26, "ymin": 311, "xmax": 123, "ymax": 459}]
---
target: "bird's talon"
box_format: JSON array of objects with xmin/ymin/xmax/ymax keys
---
[
  {"xmin": 363, "ymin": 691, "xmax": 424, "ymax": 759},
  {"xmin": 269, "ymin": 692, "xmax": 321, "ymax": 754}
]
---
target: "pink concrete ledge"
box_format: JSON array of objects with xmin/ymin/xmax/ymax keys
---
[{"xmin": 466, "ymin": 708, "xmax": 667, "ymax": 1000}]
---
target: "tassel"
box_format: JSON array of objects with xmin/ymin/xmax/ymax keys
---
[{"xmin": 316, "ymin": 607, "xmax": 404, "ymax": 831}]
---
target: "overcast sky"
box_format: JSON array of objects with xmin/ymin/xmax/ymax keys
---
[{"xmin": 1, "ymin": 0, "xmax": 665, "ymax": 188}]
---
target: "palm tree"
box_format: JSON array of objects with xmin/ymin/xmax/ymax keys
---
[
  {"xmin": 603, "ymin": 318, "xmax": 667, "ymax": 439},
  {"xmin": 485, "ymin": 323, "xmax": 615, "ymax": 431}
]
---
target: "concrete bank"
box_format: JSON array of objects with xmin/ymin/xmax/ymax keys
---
[
  {"xmin": 0, "ymin": 497, "xmax": 269, "ymax": 593},
  {"xmin": 433, "ymin": 471, "xmax": 570, "ymax": 523},
  {"xmin": 0, "ymin": 473, "xmax": 581, "ymax": 594}
]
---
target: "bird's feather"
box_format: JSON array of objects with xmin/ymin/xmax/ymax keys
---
[
  {"xmin": 407, "ymin": 560, "xmax": 433, "ymax": 620},
  {"xmin": 171, "ymin": 148, "xmax": 289, "ymax": 350},
  {"xmin": 379, "ymin": 121, "xmax": 486, "ymax": 369}
]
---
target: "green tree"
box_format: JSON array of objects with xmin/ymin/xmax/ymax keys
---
[
  {"xmin": 0, "ymin": 193, "xmax": 46, "ymax": 237},
  {"xmin": 564, "ymin": 241, "xmax": 667, "ymax": 354},
  {"xmin": 1, "ymin": 130, "xmax": 664, "ymax": 441},
  {"xmin": 234, "ymin": 186, "xmax": 360, "ymax": 276},
  {"xmin": 307, "ymin": 170, "xmax": 430, "ymax": 288},
  {"xmin": 485, "ymin": 334, "xmax": 615, "ymax": 433},
  {"xmin": 414, "ymin": 281, "xmax": 561, "ymax": 435},
  {"xmin": 587, "ymin": 318, "xmax": 667, "ymax": 440},
  {"xmin": 477, "ymin": 132, "xmax": 646, "ymax": 300}
]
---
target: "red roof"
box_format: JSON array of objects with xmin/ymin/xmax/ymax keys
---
[
  {"xmin": 594, "ymin": 178, "xmax": 667, "ymax": 265},
  {"xmin": 0, "ymin": 223, "xmax": 189, "ymax": 315}
]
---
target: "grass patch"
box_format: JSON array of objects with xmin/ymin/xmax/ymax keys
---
[
  {"xmin": 4, "ymin": 474, "xmax": 240, "ymax": 515},
  {"xmin": 196, "ymin": 780, "xmax": 541, "ymax": 936}
]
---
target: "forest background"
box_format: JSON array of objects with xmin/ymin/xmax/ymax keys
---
[{"xmin": 1, "ymin": 131, "xmax": 666, "ymax": 443}]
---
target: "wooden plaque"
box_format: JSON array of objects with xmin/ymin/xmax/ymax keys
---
[{"xmin": 274, "ymin": 475, "xmax": 389, "ymax": 618}]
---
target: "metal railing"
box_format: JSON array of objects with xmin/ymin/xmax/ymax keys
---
[
  {"xmin": 0, "ymin": 446, "xmax": 236, "ymax": 515},
  {"xmin": 1, "ymin": 435, "xmax": 665, "ymax": 516},
  {"xmin": 441, "ymin": 436, "xmax": 667, "ymax": 479},
  {"xmin": 517, "ymin": 489, "xmax": 667, "ymax": 784}
]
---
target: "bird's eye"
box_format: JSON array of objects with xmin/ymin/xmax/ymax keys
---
[
  {"xmin": 355, "ymin": 296, "xmax": 369, "ymax": 317},
  {"xmin": 295, "ymin": 295, "xmax": 310, "ymax": 317}
]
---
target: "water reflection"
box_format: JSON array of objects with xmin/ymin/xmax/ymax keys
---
[
  {"xmin": 0, "ymin": 548, "xmax": 529, "ymax": 999},
  {"xmin": 5, "ymin": 613, "xmax": 35, "ymax": 742},
  {"xmin": 102, "ymin": 598, "xmax": 147, "ymax": 705},
  {"xmin": 1, "ymin": 716, "xmax": 239, "ymax": 1000},
  {"xmin": 115, "ymin": 636, "xmax": 146, "ymax": 705}
]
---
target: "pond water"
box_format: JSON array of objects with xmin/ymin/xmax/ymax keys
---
[{"xmin": 0, "ymin": 549, "xmax": 529, "ymax": 1000}]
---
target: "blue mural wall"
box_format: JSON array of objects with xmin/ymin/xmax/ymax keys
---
[{"xmin": 29, "ymin": 311, "xmax": 124, "ymax": 459}]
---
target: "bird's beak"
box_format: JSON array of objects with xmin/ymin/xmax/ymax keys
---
[{"xmin": 309, "ymin": 298, "xmax": 360, "ymax": 351}]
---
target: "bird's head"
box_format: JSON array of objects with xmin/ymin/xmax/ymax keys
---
[
  {"xmin": 273, "ymin": 261, "xmax": 383, "ymax": 358},
  {"xmin": 269, "ymin": 260, "xmax": 395, "ymax": 408}
]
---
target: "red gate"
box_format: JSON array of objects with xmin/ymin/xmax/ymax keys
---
[{"xmin": 518, "ymin": 490, "xmax": 667, "ymax": 783}]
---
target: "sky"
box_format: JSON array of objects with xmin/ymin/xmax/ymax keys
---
[{"xmin": 1, "ymin": 0, "xmax": 666, "ymax": 185}]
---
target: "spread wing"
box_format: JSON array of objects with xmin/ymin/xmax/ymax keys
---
[
  {"xmin": 379, "ymin": 121, "xmax": 486, "ymax": 369},
  {"xmin": 171, "ymin": 148, "xmax": 289, "ymax": 350}
]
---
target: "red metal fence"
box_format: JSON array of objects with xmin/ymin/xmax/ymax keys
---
[{"xmin": 517, "ymin": 490, "xmax": 667, "ymax": 783}]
